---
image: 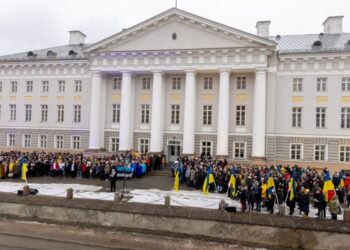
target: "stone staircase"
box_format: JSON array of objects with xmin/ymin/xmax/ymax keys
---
[{"xmin": 147, "ymin": 168, "xmax": 173, "ymax": 177}]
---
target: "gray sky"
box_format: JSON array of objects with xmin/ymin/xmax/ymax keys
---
[{"xmin": 0, "ymin": 0, "xmax": 349, "ymax": 56}]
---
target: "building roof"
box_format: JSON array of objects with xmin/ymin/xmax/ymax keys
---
[
  {"xmin": 0, "ymin": 44, "xmax": 88, "ymax": 62},
  {"xmin": 269, "ymin": 33, "xmax": 350, "ymax": 54}
]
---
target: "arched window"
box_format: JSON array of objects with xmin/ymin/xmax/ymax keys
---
[
  {"xmin": 312, "ymin": 41, "xmax": 322, "ymax": 47},
  {"xmin": 68, "ymin": 50, "xmax": 77, "ymax": 56},
  {"xmin": 27, "ymin": 51, "xmax": 36, "ymax": 57},
  {"xmin": 47, "ymin": 50, "xmax": 57, "ymax": 57}
]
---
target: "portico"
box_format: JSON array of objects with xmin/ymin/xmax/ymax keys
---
[{"xmin": 87, "ymin": 66, "xmax": 268, "ymax": 158}]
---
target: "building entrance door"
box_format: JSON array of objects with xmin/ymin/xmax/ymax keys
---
[{"xmin": 167, "ymin": 140, "xmax": 181, "ymax": 163}]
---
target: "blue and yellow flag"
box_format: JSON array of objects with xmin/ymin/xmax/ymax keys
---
[
  {"xmin": 173, "ymin": 169, "xmax": 179, "ymax": 192},
  {"xmin": 323, "ymin": 170, "xmax": 335, "ymax": 202},
  {"xmin": 267, "ymin": 172, "xmax": 275, "ymax": 199},
  {"xmin": 289, "ymin": 170, "xmax": 296, "ymax": 201},
  {"xmin": 339, "ymin": 171, "xmax": 345, "ymax": 190},
  {"xmin": 202, "ymin": 167, "xmax": 215, "ymax": 194},
  {"xmin": 21, "ymin": 163, "xmax": 28, "ymax": 181},
  {"xmin": 228, "ymin": 174, "xmax": 237, "ymax": 197}
]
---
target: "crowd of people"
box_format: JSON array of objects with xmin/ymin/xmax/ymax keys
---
[
  {"xmin": 172, "ymin": 154, "xmax": 350, "ymax": 220},
  {"xmin": 1, "ymin": 150, "xmax": 350, "ymax": 220},
  {"xmin": 0, "ymin": 151, "xmax": 166, "ymax": 183}
]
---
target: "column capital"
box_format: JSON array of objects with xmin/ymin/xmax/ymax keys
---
[
  {"xmin": 219, "ymin": 68, "xmax": 231, "ymax": 74},
  {"xmin": 184, "ymin": 69, "xmax": 196, "ymax": 75},
  {"xmin": 90, "ymin": 70, "xmax": 102, "ymax": 76},
  {"xmin": 151, "ymin": 69, "xmax": 163, "ymax": 75},
  {"xmin": 255, "ymin": 67, "xmax": 268, "ymax": 74},
  {"xmin": 121, "ymin": 70, "xmax": 132, "ymax": 76}
]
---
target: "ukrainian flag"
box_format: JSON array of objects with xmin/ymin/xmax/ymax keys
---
[
  {"xmin": 228, "ymin": 174, "xmax": 237, "ymax": 197},
  {"xmin": 339, "ymin": 171, "xmax": 345, "ymax": 190},
  {"xmin": 202, "ymin": 167, "xmax": 215, "ymax": 194},
  {"xmin": 267, "ymin": 172, "xmax": 275, "ymax": 199},
  {"xmin": 323, "ymin": 170, "xmax": 335, "ymax": 202},
  {"xmin": 289, "ymin": 170, "xmax": 296, "ymax": 201},
  {"xmin": 173, "ymin": 169, "xmax": 179, "ymax": 192},
  {"xmin": 21, "ymin": 163, "xmax": 28, "ymax": 181}
]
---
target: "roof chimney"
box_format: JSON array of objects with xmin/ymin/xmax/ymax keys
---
[
  {"xmin": 69, "ymin": 31, "xmax": 86, "ymax": 45},
  {"xmin": 323, "ymin": 16, "xmax": 344, "ymax": 34},
  {"xmin": 256, "ymin": 21, "xmax": 271, "ymax": 37}
]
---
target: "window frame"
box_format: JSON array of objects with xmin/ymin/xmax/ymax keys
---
[
  {"xmin": 7, "ymin": 133, "xmax": 16, "ymax": 147},
  {"xmin": 38, "ymin": 134, "xmax": 48, "ymax": 149},
  {"xmin": 171, "ymin": 104, "xmax": 180, "ymax": 124},
  {"xmin": 292, "ymin": 107, "xmax": 302, "ymax": 128},
  {"xmin": 139, "ymin": 138, "xmax": 149, "ymax": 154},
  {"xmin": 314, "ymin": 144, "xmax": 328, "ymax": 161},
  {"xmin": 200, "ymin": 140, "xmax": 213, "ymax": 156},
  {"xmin": 204, "ymin": 77, "xmax": 213, "ymax": 90},
  {"xmin": 237, "ymin": 76, "xmax": 247, "ymax": 90},
  {"xmin": 203, "ymin": 105, "xmax": 212, "ymax": 125},
  {"xmin": 292, "ymin": 78, "xmax": 303, "ymax": 92},
  {"xmin": 73, "ymin": 104, "xmax": 81, "ymax": 123},
  {"xmin": 235, "ymin": 105, "xmax": 246, "ymax": 126},
  {"xmin": 339, "ymin": 145, "xmax": 350, "ymax": 163},
  {"xmin": 316, "ymin": 107, "xmax": 326, "ymax": 128},
  {"xmin": 141, "ymin": 104, "xmax": 150, "ymax": 124},
  {"xmin": 316, "ymin": 77, "xmax": 327, "ymax": 92},
  {"xmin": 109, "ymin": 137, "xmax": 119, "ymax": 152},
  {"xmin": 142, "ymin": 78, "xmax": 151, "ymax": 90},
  {"xmin": 290, "ymin": 143, "xmax": 303, "ymax": 160},
  {"xmin": 234, "ymin": 142, "xmax": 246, "ymax": 159},
  {"xmin": 341, "ymin": 107, "xmax": 350, "ymax": 129}
]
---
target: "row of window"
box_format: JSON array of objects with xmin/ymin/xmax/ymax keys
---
[
  {"xmin": 7, "ymin": 104, "xmax": 81, "ymax": 123},
  {"xmin": 292, "ymin": 107, "xmax": 350, "ymax": 129},
  {"xmin": 292, "ymin": 77, "xmax": 350, "ymax": 92},
  {"xmin": 290, "ymin": 144, "xmax": 350, "ymax": 162},
  {"xmin": 7, "ymin": 134, "xmax": 81, "ymax": 150},
  {"xmin": 111, "ymin": 76, "xmax": 248, "ymax": 91},
  {"xmin": 0, "ymin": 80, "xmax": 83, "ymax": 93}
]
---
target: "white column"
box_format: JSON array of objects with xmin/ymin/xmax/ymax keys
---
[
  {"xmin": 119, "ymin": 71, "xmax": 133, "ymax": 151},
  {"xmin": 150, "ymin": 70, "xmax": 164, "ymax": 153},
  {"xmin": 216, "ymin": 69, "xmax": 231, "ymax": 156},
  {"xmin": 182, "ymin": 70, "xmax": 196, "ymax": 155},
  {"xmin": 252, "ymin": 68, "xmax": 267, "ymax": 158},
  {"xmin": 88, "ymin": 71, "xmax": 103, "ymax": 149}
]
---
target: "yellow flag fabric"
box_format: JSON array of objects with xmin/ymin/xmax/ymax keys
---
[
  {"xmin": 228, "ymin": 175, "xmax": 236, "ymax": 196},
  {"xmin": 173, "ymin": 170, "xmax": 179, "ymax": 192},
  {"xmin": 202, "ymin": 168, "xmax": 215, "ymax": 194},
  {"xmin": 261, "ymin": 183, "xmax": 267, "ymax": 199},
  {"xmin": 21, "ymin": 163, "xmax": 28, "ymax": 181},
  {"xmin": 9, "ymin": 162, "xmax": 14, "ymax": 172},
  {"xmin": 289, "ymin": 179, "xmax": 294, "ymax": 201}
]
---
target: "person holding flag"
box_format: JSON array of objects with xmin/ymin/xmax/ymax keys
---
[
  {"xmin": 173, "ymin": 168, "xmax": 180, "ymax": 192},
  {"xmin": 323, "ymin": 170, "xmax": 336, "ymax": 203},
  {"xmin": 202, "ymin": 166, "xmax": 215, "ymax": 194},
  {"xmin": 21, "ymin": 160, "xmax": 28, "ymax": 183},
  {"xmin": 286, "ymin": 170, "xmax": 297, "ymax": 215},
  {"xmin": 266, "ymin": 171, "xmax": 276, "ymax": 214},
  {"xmin": 227, "ymin": 173, "xmax": 237, "ymax": 198}
]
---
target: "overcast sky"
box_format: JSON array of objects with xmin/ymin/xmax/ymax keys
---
[{"xmin": 0, "ymin": 0, "xmax": 349, "ymax": 56}]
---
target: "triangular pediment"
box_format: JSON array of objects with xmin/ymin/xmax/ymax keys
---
[{"xmin": 84, "ymin": 8, "xmax": 275, "ymax": 53}]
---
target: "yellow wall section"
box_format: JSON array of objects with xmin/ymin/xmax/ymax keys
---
[
  {"xmin": 202, "ymin": 94, "xmax": 213, "ymax": 101},
  {"xmin": 235, "ymin": 94, "xmax": 247, "ymax": 102},
  {"xmin": 111, "ymin": 94, "xmax": 120, "ymax": 101},
  {"xmin": 292, "ymin": 96, "xmax": 304, "ymax": 103},
  {"xmin": 341, "ymin": 96, "xmax": 350, "ymax": 103},
  {"xmin": 316, "ymin": 96, "xmax": 328, "ymax": 103},
  {"xmin": 170, "ymin": 94, "xmax": 181, "ymax": 101}
]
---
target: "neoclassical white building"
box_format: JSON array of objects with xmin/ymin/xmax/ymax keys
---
[{"xmin": 0, "ymin": 8, "xmax": 349, "ymax": 165}]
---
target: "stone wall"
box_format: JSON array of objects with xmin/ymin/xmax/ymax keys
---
[{"xmin": 0, "ymin": 193, "xmax": 349, "ymax": 249}]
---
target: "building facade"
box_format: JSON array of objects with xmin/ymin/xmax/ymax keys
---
[{"xmin": 0, "ymin": 8, "xmax": 349, "ymax": 165}]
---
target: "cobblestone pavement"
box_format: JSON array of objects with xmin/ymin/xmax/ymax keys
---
[{"xmin": 0, "ymin": 218, "xmax": 265, "ymax": 250}]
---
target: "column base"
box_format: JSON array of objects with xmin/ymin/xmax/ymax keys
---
[
  {"xmin": 84, "ymin": 148, "xmax": 109, "ymax": 158},
  {"xmin": 215, "ymin": 155, "xmax": 229, "ymax": 160}
]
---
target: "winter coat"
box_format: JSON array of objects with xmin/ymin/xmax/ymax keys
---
[{"xmin": 329, "ymin": 196, "xmax": 341, "ymax": 214}]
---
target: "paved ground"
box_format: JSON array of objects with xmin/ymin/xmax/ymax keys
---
[
  {"xmin": 0, "ymin": 167, "xmax": 195, "ymax": 192},
  {"xmin": 0, "ymin": 218, "xmax": 264, "ymax": 250}
]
